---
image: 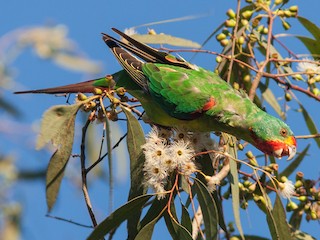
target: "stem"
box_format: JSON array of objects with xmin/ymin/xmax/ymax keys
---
[{"xmin": 80, "ymin": 119, "xmax": 98, "ymax": 227}]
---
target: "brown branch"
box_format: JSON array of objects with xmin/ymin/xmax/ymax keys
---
[
  {"xmin": 80, "ymin": 119, "xmax": 98, "ymax": 227},
  {"xmin": 249, "ymin": 9, "xmax": 275, "ymax": 100},
  {"xmin": 226, "ymin": 0, "xmax": 241, "ymax": 83},
  {"xmin": 296, "ymin": 133, "xmax": 320, "ymax": 139}
]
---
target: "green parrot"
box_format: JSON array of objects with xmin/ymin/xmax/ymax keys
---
[{"xmin": 15, "ymin": 28, "xmax": 297, "ymax": 160}]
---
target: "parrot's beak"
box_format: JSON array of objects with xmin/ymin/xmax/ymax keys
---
[
  {"xmin": 272, "ymin": 136, "xmax": 296, "ymax": 160},
  {"xmin": 286, "ymin": 144, "xmax": 297, "ymax": 160}
]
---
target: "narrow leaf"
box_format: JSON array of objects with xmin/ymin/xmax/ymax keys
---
[
  {"xmin": 297, "ymin": 16, "xmax": 320, "ymax": 41},
  {"xmin": 295, "ymin": 36, "xmax": 320, "ymax": 58},
  {"xmin": 180, "ymin": 203, "xmax": 192, "ymax": 234},
  {"xmin": 272, "ymin": 194, "xmax": 292, "ymax": 239},
  {"xmin": 164, "ymin": 203, "xmax": 192, "ymax": 240},
  {"xmin": 259, "ymin": 82, "xmax": 285, "ymax": 119},
  {"xmin": 87, "ymin": 195, "xmax": 153, "ymax": 240},
  {"xmin": 134, "ymin": 213, "xmax": 160, "ymax": 240},
  {"xmin": 193, "ymin": 178, "xmax": 218, "ymax": 240},
  {"xmin": 299, "ymin": 104, "xmax": 320, "ymax": 147},
  {"xmin": 42, "ymin": 104, "xmax": 82, "ymax": 211},
  {"xmin": 131, "ymin": 34, "xmax": 201, "ymax": 48},
  {"xmin": 225, "ymin": 134, "xmax": 244, "ymax": 239},
  {"xmin": 121, "ymin": 106, "xmax": 147, "ymax": 239},
  {"xmin": 278, "ymin": 144, "xmax": 310, "ymax": 179}
]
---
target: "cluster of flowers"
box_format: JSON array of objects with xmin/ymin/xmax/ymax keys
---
[{"xmin": 142, "ymin": 127, "xmax": 217, "ymax": 199}]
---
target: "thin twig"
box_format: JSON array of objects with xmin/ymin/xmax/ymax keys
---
[
  {"xmin": 80, "ymin": 119, "xmax": 98, "ymax": 227},
  {"xmin": 86, "ymin": 133, "xmax": 128, "ymax": 173},
  {"xmin": 226, "ymin": 0, "xmax": 241, "ymax": 83},
  {"xmin": 46, "ymin": 214, "xmax": 93, "ymax": 228},
  {"xmin": 296, "ymin": 133, "xmax": 320, "ymax": 139}
]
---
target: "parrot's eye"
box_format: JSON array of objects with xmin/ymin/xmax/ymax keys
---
[{"xmin": 280, "ymin": 128, "xmax": 287, "ymax": 137}]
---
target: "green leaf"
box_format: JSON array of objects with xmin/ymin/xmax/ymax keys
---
[
  {"xmin": 37, "ymin": 104, "xmax": 81, "ymax": 150},
  {"xmin": 295, "ymin": 36, "xmax": 320, "ymax": 58},
  {"xmin": 234, "ymin": 235, "xmax": 269, "ymax": 240},
  {"xmin": 131, "ymin": 34, "xmax": 201, "ymax": 48},
  {"xmin": 270, "ymin": 194, "xmax": 292, "ymax": 240},
  {"xmin": 297, "ymin": 16, "xmax": 320, "ymax": 41},
  {"xmin": 180, "ymin": 203, "xmax": 192, "ymax": 234},
  {"xmin": 278, "ymin": 144, "xmax": 310, "ymax": 179},
  {"xmin": 41, "ymin": 104, "xmax": 82, "ymax": 211},
  {"xmin": 298, "ymin": 103, "xmax": 320, "ymax": 147},
  {"xmin": 193, "ymin": 178, "xmax": 218, "ymax": 240},
  {"xmin": 164, "ymin": 202, "xmax": 192, "ymax": 240},
  {"xmin": 224, "ymin": 134, "xmax": 244, "ymax": 239},
  {"xmin": 134, "ymin": 213, "xmax": 160, "ymax": 240},
  {"xmin": 259, "ymin": 82, "xmax": 285, "ymax": 119},
  {"xmin": 87, "ymin": 194, "xmax": 153, "ymax": 240},
  {"xmin": 121, "ymin": 106, "xmax": 147, "ymax": 239},
  {"xmin": 289, "ymin": 209, "xmax": 303, "ymax": 230}
]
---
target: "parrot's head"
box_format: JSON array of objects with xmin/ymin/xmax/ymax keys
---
[{"xmin": 248, "ymin": 116, "xmax": 296, "ymax": 160}]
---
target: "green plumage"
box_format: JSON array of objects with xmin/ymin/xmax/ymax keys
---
[{"xmin": 14, "ymin": 28, "xmax": 297, "ymax": 159}]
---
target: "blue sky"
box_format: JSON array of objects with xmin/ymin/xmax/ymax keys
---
[{"xmin": 1, "ymin": 0, "xmax": 319, "ymax": 239}]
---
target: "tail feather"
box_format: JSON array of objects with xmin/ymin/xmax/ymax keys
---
[{"xmin": 14, "ymin": 79, "xmax": 103, "ymax": 94}]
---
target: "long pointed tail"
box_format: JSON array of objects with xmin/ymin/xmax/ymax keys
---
[{"xmin": 14, "ymin": 78, "xmax": 106, "ymax": 94}]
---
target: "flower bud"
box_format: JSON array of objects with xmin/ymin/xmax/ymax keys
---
[
  {"xmin": 312, "ymin": 88, "xmax": 319, "ymax": 96},
  {"xmin": 227, "ymin": 9, "xmax": 236, "ymax": 18},
  {"xmin": 243, "ymin": 74, "xmax": 251, "ymax": 82},
  {"xmin": 225, "ymin": 19, "xmax": 236, "ymax": 28},
  {"xmin": 311, "ymin": 211, "xmax": 318, "ymax": 220},
  {"xmin": 294, "ymin": 180, "xmax": 303, "ymax": 188},
  {"xmin": 116, "ymin": 87, "xmax": 126, "ymax": 96},
  {"xmin": 148, "ymin": 29, "xmax": 157, "ymax": 35},
  {"xmin": 77, "ymin": 93, "xmax": 88, "ymax": 101},
  {"xmin": 237, "ymin": 143, "xmax": 244, "ymax": 150},
  {"xmin": 282, "ymin": 21, "xmax": 291, "ymax": 30},
  {"xmin": 298, "ymin": 196, "xmax": 307, "ymax": 202},
  {"xmin": 289, "ymin": 5, "xmax": 298, "ymax": 12},
  {"xmin": 284, "ymin": 10, "xmax": 292, "ymax": 17},
  {"xmin": 296, "ymin": 171, "xmax": 304, "ymax": 181},
  {"xmin": 274, "ymin": 0, "xmax": 283, "ymax": 5},
  {"xmin": 241, "ymin": 19, "xmax": 249, "ymax": 26},
  {"xmin": 287, "ymin": 201, "xmax": 298, "ymax": 210},
  {"xmin": 292, "ymin": 74, "xmax": 303, "ymax": 81},
  {"xmin": 216, "ymin": 33, "xmax": 227, "ymax": 41},
  {"xmin": 216, "ymin": 56, "xmax": 223, "ymax": 63},
  {"xmin": 277, "ymin": 10, "xmax": 285, "ymax": 17},
  {"xmin": 220, "ymin": 39, "xmax": 230, "ymax": 47},
  {"xmin": 242, "ymin": 10, "xmax": 253, "ymax": 19},
  {"xmin": 285, "ymin": 92, "xmax": 292, "ymax": 101},
  {"xmin": 93, "ymin": 88, "xmax": 103, "ymax": 95},
  {"xmin": 237, "ymin": 36, "xmax": 245, "ymax": 45}
]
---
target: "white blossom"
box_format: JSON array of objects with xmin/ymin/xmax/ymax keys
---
[
  {"xmin": 297, "ymin": 58, "xmax": 320, "ymax": 74},
  {"xmin": 279, "ymin": 180, "xmax": 295, "ymax": 199},
  {"xmin": 206, "ymin": 176, "xmax": 221, "ymax": 192}
]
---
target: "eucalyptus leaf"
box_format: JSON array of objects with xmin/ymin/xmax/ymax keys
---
[
  {"xmin": 193, "ymin": 178, "xmax": 218, "ymax": 240},
  {"xmin": 87, "ymin": 195, "xmax": 153, "ymax": 240},
  {"xmin": 121, "ymin": 106, "xmax": 147, "ymax": 239},
  {"xmin": 259, "ymin": 82, "xmax": 285, "ymax": 119},
  {"xmin": 41, "ymin": 104, "xmax": 82, "ymax": 211},
  {"xmin": 297, "ymin": 16, "xmax": 320, "ymax": 41},
  {"xmin": 299, "ymin": 104, "xmax": 320, "ymax": 147},
  {"xmin": 131, "ymin": 34, "xmax": 201, "ymax": 48},
  {"xmin": 271, "ymin": 194, "xmax": 292, "ymax": 240}
]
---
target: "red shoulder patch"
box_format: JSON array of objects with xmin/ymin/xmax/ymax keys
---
[{"xmin": 202, "ymin": 97, "xmax": 216, "ymax": 111}]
